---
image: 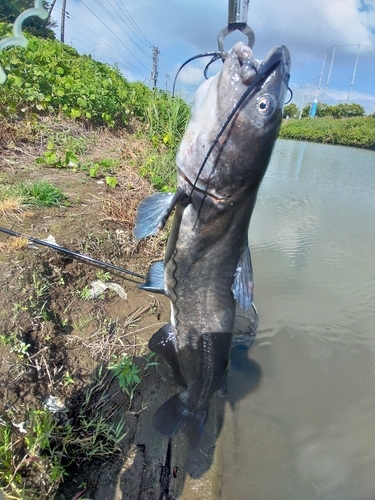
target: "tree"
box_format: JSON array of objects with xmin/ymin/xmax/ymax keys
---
[
  {"xmin": 301, "ymin": 102, "xmax": 365, "ymax": 119},
  {"xmin": 283, "ymin": 103, "xmax": 299, "ymax": 119},
  {"xmin": 0, "ymin": 0, "xmax": 56, "ymax": 39}
]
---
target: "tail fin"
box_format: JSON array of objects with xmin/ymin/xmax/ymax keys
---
[{"xmin": 152, "ymin": 393, "xmax": 208, "ymax": 449}]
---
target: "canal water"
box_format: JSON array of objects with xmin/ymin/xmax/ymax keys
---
[{"xmin": 215, "ymin": 139, "xmax": 375, "ymax": 499}]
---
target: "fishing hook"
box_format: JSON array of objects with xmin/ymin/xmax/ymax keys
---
[{"xmin": 204, "ymin": 54, "xmax": 222, "ymax": 79}]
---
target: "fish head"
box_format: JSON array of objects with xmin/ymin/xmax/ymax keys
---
[{"xmin": 177, "ymin": 42, "xmax": 291, "ymax": 201}]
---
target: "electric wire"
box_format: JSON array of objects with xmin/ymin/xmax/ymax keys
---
[
  {"xmin": 93, "ymin": 0, "xmax": 151, "ymax": 59},
  {"xmin": 80, "ymin": 0, "xmax": 150, "ymax": 74},
  {"xmin": 53, "ymin": 5, "xmax": 149, "ymax": 78},
  {"xmin": 109, "ymin": 0, "xmax": 153, "ymax": 49}
]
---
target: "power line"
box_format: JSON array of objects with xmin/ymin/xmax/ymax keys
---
[
  {"xmin": 80, "ymin": 0, "xmax": 150, "ymax": 73},
  {"xmin": 109, "ymin": 0, "xmax": 153, "ymax": 49},
  {"xmin": 120, "ymin": 3, "xmax": 154, "ymax": 47},
  {"xmin": 52, "ymin": 5, "xmax": 149, "ymax": 79},
  {"xmin": 93, "ymin": 0, "xmax": 151, "ymax": 58}
]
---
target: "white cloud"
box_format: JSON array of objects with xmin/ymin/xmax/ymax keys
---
[
  {"xmin": 175, "ymin": 64, "xmax": 205, "ymax": 87},
  {"xmin": 49, "ymin": 0, "xmax": 375, "ymax": 98}
]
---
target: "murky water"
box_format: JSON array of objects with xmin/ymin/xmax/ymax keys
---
[{"xmin": 216, "ymin": 140, "xmax": 375, "ymax": 500}]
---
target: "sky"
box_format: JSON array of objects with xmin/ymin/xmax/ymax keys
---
[{"xmin": 49, "ymin": 0, "xmax": 375, "ymax": 113}]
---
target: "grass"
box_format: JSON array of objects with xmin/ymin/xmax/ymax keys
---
[
  {"xmin": 0, "ymin": 181, "xmax": 68, "ymax": 213},
  {"xmin": 12, "ymin": 181, "xmax": 68, "ymax": 208}
]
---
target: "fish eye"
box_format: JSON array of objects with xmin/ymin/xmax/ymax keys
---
[{"xmin": 256, "ymin": 94, "xmax": 275, "ymax": 116}]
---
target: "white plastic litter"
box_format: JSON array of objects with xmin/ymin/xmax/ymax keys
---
[
  {"xmin": 43, "ymin": 395, "xmax": 67, "ymax": 413},
  {"xmin": 89, "ymin": 280, "xmax": 127, "ymax": 300},
  {"xmin": 41, "ymin": 234, "xmax": 59, "ymax": 246}
]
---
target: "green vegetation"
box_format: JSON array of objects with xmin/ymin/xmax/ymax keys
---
[
  {"xmin": 283, "ymin": 103, "xmax": 299, "ymax": 119},
  {"xmin": 281, "ymin": 101, "xmax": 375, "ymax": 149},
  {"xmin": 140, "ymin": 90, "xmax": 190, "ymax": 190},
  {"xmin": 13, "ymin": 180, "xmax": 67, "ymax": 207},
  {"xmin": 0, "ymin": 366, "xmax": 128, "ymax": 499},
  {"xmin": 280, "ymin": 116, "xmax": 375, "ymax": 149},
  {"xmin": 0, "ymin": 22, "xmax": 148, "ymax": 126},
  {"xmin": 284, "ymin": 102, "xmax": 366, "ymax": 120},
  {"xmin": 108, "ymin": 352, "xmax": 157, "ymax": 404},
  {"xmin": 0, "ymin": 180, "xmax": 67, "ymax": 209},
  {"xmin": 0, "ymin": 22, "xmax": 190, "ymax": 190},
  {"xmin": 0, "ymin": 0, "xmax": 56, "ymax": 39}
]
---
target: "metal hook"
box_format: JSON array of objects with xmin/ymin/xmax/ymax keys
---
[
  {"xmin": 0, "ymin": 0, "xmax": 48, "ymax": 84},
  {"xmin": 218, "ymin": 0, "xmax": 255, "ymax": 59}
]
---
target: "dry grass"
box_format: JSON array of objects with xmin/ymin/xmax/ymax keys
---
[
  {"xmin": 0, "ymin": 236, "xmax": 29, "ymax": 251},
  {"xmin": 0, "ymin": 198, "xmax": 23, "ymax": 215}
]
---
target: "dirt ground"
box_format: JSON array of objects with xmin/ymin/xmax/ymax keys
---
[
  {"xmin": 0, "ymin": 116, "xmax": 189, "ymax": 499},
  {"xmin": 0, "ymin": 116, "xmax": 259, "ymax": 500}
]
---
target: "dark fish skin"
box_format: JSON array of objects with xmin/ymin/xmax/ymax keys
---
[{"xmin": 134, "ymin": 42, "xmax": 291, "ymax": 448}]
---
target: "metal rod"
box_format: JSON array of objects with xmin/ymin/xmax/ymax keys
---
[
  {"xmin": 347, "ymin": 44, "xmax": 360, "ymax": 102},
  {"xmin": 0, "ymin": 226, "xmax": 146, "ymax": 280},
  {"xmin": 322, "ymin": 45, "xmax": 336, "ymax": 103},
  {"xmin": 228, "ymin": 0, "xmax": 250, "ymax": 25}
]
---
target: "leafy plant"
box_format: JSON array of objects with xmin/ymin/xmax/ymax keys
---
[
  {"xmin": 0, "ymin": 366, "xmax": 129, "ymax": 499},
  {"xmin": 95, "ymin": 271, "xmax": 111, "ymax": 282},
  {"xmin": 0, "ymin": 23, "xmax": 159, "ymax": 126},
  {"xmin": 107, "ymin": 353, "xmax": 158, "ymax": 402},
  {"xmin": 107, "ymin": 354, "xmax": 141, "ymax": 397},
  {"xmin": 36, "ymin": 142, "xmax": 79, "ymax": 169},
  {"xmin": 105, "ymin": 176, "xmax": 118, "ymax": 188},
  {"xmin": 61, "ymin": 371, "xmax": 74, "ymax": 386},
  {"xmin": 78, "ymin": 285, "xmax": 92, "ymax": 300}
]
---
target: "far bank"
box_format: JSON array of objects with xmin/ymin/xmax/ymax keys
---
[{"xmin": 279, "ymin": 116, "xmax": 375, "ymax": 150}]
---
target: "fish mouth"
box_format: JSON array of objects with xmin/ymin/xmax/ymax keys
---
[
  {"xmin": 228, "ymin": 42, "xmax": 290, "ymax": 93},
  {"xmin": 233, "ymin": 43, "xmax": 260, "ymax": 85}
]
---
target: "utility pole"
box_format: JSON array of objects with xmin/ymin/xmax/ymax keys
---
[
  {"xmin": 150, "ymin": 46, "xmax": 160, "ymax": 89},
  {"xmin": 61, "ymin": 0, "xmax": 67, "ymax": 43}
]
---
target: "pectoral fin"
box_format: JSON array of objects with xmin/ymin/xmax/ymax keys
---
[
  {"xmin": 149, "ymin": 323, "xmax": 187, "ymax": 388},
  {"xmin": 133, "ymin": 188, "xmax": 188, "ymax": 241},
  {"xmin": 138, "ymin": 261, "xmax": 165, "ymax": 294},
  {"xmin": 232, "ymin": 243, "xmax": 254, "ymax": 311}
]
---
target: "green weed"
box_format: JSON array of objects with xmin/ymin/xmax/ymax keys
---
[
  {"xmin": 0, "ymin": 23, "xmax": 155, "ymax": 126},
  {"xmin": 0, "ymin": 366, "xmax": 128, "ymax": 499},
  {"xmin": 61, "ymin": 371, "xmax": 74, "ymax": 386},
  {"xmin": 95, "ymin": 271, "xmax": 112, "ymax": 282},
  {"xmin": 78, "ymin": 285, "xmax": 92, "ymax": 300},
  {"xmin": 107, "ymin": 353, "xmax": 158, "ymax": 402},
  {"xmin": 11, "ymin": 181, "xmax": 68, "ymax": 208}
]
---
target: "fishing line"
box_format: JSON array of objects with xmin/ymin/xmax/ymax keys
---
[{"xmin": 0, "ymin": 226, "xmax": 146, "ymax": 280}]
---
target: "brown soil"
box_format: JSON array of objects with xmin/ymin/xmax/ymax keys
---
[
  {"xmin": 0, "ymin": 116, "xmax": 259, "ymax": 500},
  {"xmin": 0, "ymin": 116, "xmax": 189, "ymax": 500}
]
